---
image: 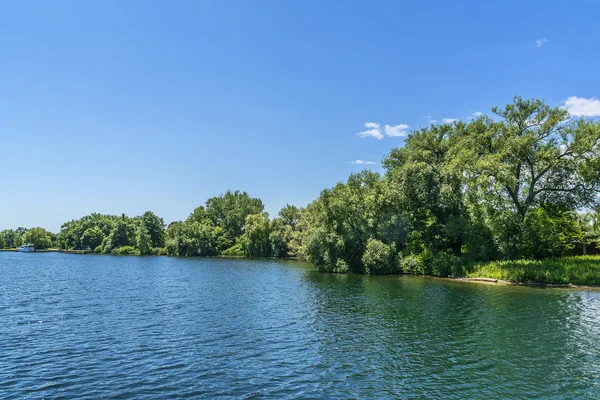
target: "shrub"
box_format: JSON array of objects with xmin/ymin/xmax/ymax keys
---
[
  {"xmin": 165, "ymin": 238, "xmax": 178, "ymax": 256},
  {"xmin": 419, "ymin": 248, "xmax": 434, "ymax": 275},
  {"xmin": 94, "ymin": 245, "xmax": 103, "ymax": 254},
  {"xmin": 113, "ymin": 246, "xmax": 138, "ymax": 255},
  {"xmin": 466, "ymin": 255, "xmax": 600, "ymax": 285},
  {"xmin": 333, "ymin": 258, "xmax": 349, "ymax": 273},
  {"xmin": 222, "ymin": 243, "xmax": 245, "ymax": 257},
  {"xmin": 430, "ymin": 252, "xmax": 460, "ymax": 277},
  {"xmin": 362, "ymin": 239, "xmax": 397, "ymax": 275},
  {"xmin": 152, "ymin": 247, "xmax": 168, "ymax": 256},
  {"xmin": 400, "ymin": 254, "xmax": 426, "ymax": 274}
]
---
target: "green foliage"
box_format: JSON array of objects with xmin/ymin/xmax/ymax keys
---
[
  {"xmin": 384, "ymin": 123, "xmax": 465, "ymax": 256},
  {"xmin": 153, "ymin": 247, "xmax": 169, "ymax": 256},
  {"xmin": 430, "ymin": 252, "xmax": 460, "ymax": 277},
  {"xmin": 58, "ymin": 212, "xmax": 166, "ymax": 255},
  {"xmin": 22, "ymin": 227, "xmax": 53, "ymax": 249},
  {"xmin": 113, "ymin": 246, "xmax": 138, "ymax": 255},
  {"xmin": 400, "ymin": 254, "xmax": 426, "ymax": 275},
  {"xmin": 362, "ymin": 239, "xmax": 398, "ymax": 275},
  {"xmin": 222, "ymin": 243, "xmax": 245, "ymax": 257},
  {"xmin": 270, "ymin": 220, "xmax": 293, "ymax": 258},
  {"xmin": 240, "ymin": 212, "xmax": 272, "ymax": 257},
  {"xmin": 1, "ymin": 230, "xmax": 20, "ymax": 248},
  {"xmin": 81, "ymin": 226, "xmax": 105, "ymax": 250},
  {"xmin": 59, "ymin": 214, "xmax": 116, "ymax": 250},
  {"xmin": 1, "ymin": 228, "xmax": 27, "ymax": 248},
  {"xmin": 466, "ymin": 255, "xmax": 600, "ymax": 285},
  {"xmin": 165, "ymin": 238, "xmax": 178, "ymax": 256},
  {"xmin": 456, "ymin": 98, "xmax": 600, "ymax": 256},
  {"xmin": 301, "ymin": 170, "xmax": 388, "ymax": 273},
  {"xmin": 136, "ymin": 224, "xmax": 153, "ymax": 255},
  {"xmin": 15, "ymin": 100, "xmax": 600, "ymax": 284},
  {"xmin": 187, "ymin": 206, "xmax": 210, "ymax": 224},
  {"xmin": 205, "ymin": 190, "xmax": 264, "ymax": 246},
  {"xmin": 520, "ymin": 206, "xmax": 583, "ymax": 258},
  {"xmin": 171, "ymin": 222, "xmax": 226, "ymax": 257},
  {"xmin": 304, "ymin": 226, "xmax": 345, "ymax": 272},
  {"xmin": 333, "ymin": 259, "xmax": 349, "ymax": 273},
  {"xmin": 104, "ymin": 217, "xmax": 136, "ymax": 253},
  {"xmin": 278, "ymin": 204, "xmax": 300, "ymax": 229},
  {"xmin": 140, "ymin": 211, "xmax": 165, "ymax": 248},
  {"xmin": 295, "ymin": 96, "xmax": 600, "ymax": 277}
]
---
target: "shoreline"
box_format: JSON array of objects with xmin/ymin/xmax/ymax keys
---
[
  {"xmin": 442, "ymin": 276, "xmax": 600, "ymax": 291},
  {"xmin": 3, "ymin": 250, "xmax": 600, "ymax": 290}
]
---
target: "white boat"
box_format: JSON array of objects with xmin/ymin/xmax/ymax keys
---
[{"xmin": 17, "ymin": 243, "xmax": 35, "ymax": 252}]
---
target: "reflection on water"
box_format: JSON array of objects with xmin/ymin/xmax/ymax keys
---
[{"xmin": 1, "ymin": 252, "xmax": 599, "ymax": 398}]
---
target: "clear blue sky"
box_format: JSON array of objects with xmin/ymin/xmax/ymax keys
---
[{"xmin": 1, "ymin": 0, "xmax": 599, "ymax": 232}]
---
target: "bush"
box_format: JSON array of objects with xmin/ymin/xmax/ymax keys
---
[
  {"xmin": 466, "ymin": 255, "xmax": 600, "ymax": 285},
  {"xmin": 222, "ymin": 243, "xmax": 245, "ymax": 257},
  {"xmin": 362, "ymin": 239, "xmax": 397, "ymax": 275},
  {"xmin": 430, "ymin": 252, "xmax": 460, "ymax": 277},
  {"xmin": 165, "ymin": 238, "xmax": 178, "ymax": 256},
  {"xmin": 94, "ymin": 245, "xmax": 103, "ymax": 254},
  {"xmin": 333, "ymin": 258, "xmax": 349, "ymax": 273},
  {"xmin": 400, "ymin": 254, "xmax": 426, "ymax": 274},
  {"xmin": 113, "ymin": 246, "xmax": 138, "ymax": 255},
  {"xmin": 152, "ymin": 247, "xmax": 168, "ymax": 256},
  {"xmin": 419, "ymin": 248, "xmax": 434, "ymax": 275}
]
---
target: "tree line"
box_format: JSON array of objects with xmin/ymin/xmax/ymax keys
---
[
  {"xmin": 1, "ymin": 227, "xmax": 56, "ymax": 250},
  {"xmin": 3, "ymin": 97, "xmax": 600, "ymax": 276}
]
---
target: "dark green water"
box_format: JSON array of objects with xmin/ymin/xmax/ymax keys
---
[{"xmin": 1, "ymin": 252, "xmax": 599, "ymax": 399}]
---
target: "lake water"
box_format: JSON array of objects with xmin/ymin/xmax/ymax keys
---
[{"xmin": 1, "ymin": 252, "xmax": 599, "ymax": 399}]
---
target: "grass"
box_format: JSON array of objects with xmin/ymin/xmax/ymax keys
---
[{"xmin": 464, "ymin": 255, "xmax": 600, "ymax": 286}]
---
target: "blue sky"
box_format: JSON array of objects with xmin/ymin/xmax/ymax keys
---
[{"xmin": 1, "ymin": 0, "xmax": 600, "ymax": 232}]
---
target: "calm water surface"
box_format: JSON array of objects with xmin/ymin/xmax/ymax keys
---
[{"xmin": 1, "ymin": 252, "xmax": 599, "ymax": 399}]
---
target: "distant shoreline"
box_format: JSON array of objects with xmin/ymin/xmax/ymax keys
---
[
  {"xmin": 3, "ymin": 250, "xmax": 599, "ymax": 289},
  {"xmin": 0, "ymin": 248, "xmax": 62, "ymax": 253}
]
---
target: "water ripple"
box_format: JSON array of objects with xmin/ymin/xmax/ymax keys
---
[{"xmin": 1, "ymin": 253, "xmax": 599, "ymax": 398}]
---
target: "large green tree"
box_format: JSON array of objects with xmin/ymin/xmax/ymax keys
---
[
  {"xmin": 140, "ymin": 211, "xmax": 166, "ymax": 248},
  {"xmin": 136, "ymin": 224, "xmax": 153, "ymax": 255},
  {"xmin": 171, "ymin": 221, "xmax": 226, "ymax": 257},
  {"xmin": 455, "ymin": 97, "xmax": 600, "ymax": 220},
  {"xmin": 81, "ymin": 226, "xmax": 105, "ymax": 250},
  {"xmin": 22, "ymin": 227, "xmax": 53, "ymax": 249},
  {"xmin": 278, "ymin": 204, "xmax": 300, "ymax": 229},
  {"xmin": 383, "ymin": 123, "xmax": 467, "ymax": 257},
  {"xmin": 299, "ymin": 96, "xmax": 600, "ymax": 272},
  {"xmin": 240, "ymin": 212, "xmax": 272, "ymax": 257},
  {"xmin": 302, "ymin": 170, "xmax": 389, "ymax": 272},
  {"xmin": 451, "ymin": 97, "xmax": 600, "ymax": 258},
  {"xmin": 205, "ymin": 190, "xmax": 264, "ymax": 245},
  {"xmin": 103, "ymin": 215, "xmax": 136, "ymax": 253},
  {"xmin": 1, "ymin": 230, "xmax": 19, "ymax": 248}
]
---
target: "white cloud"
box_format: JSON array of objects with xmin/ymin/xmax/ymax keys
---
[
  {"xmin": 384, "ymin": 123, "xmax": 409, "ymax": 137},
  {"xmin": 563, "ymin": 96, "xmax": 600, "ymax": 117},
  {"xmin": 467, "ymin": 111, "xmax": 483, "ymax": 120},
  {"xmin": 351, "ymin": 160, "xmax": 376, "ymax": 165},
  {"xmin": 428, "ymin": 119, "xmax": 437, "ymax": 124},
  {"xmin": 358, "ymin": 122, "xmax": 383, "ymax": 139},
  {"xmin": 442, "ymin": 118, "xmax": 457, "ymax": 123},
  {"xmin": 358, "ymin": 122, "xmax": 409, "ymax": 139},
  {"xmin": 536, "ymin": 38, "xmax": 548, "ymax": 47}
]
